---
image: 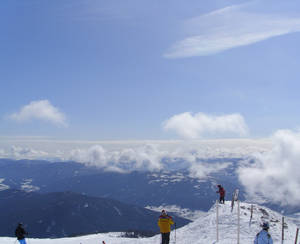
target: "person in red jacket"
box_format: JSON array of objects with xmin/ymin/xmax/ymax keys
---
[{"xmin": 217, "ymin": 185, "xmax": 225, "ymax": 204}]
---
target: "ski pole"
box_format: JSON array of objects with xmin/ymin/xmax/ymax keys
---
[
  {"xmin": 26, "ymin": 233, "xmax": 31, "ymax": 244},
  {"xmin": 216, "ymin": 199, "xmax": 219, "ymax": 242},
  {"xmin": 295, "ymin": 228, "xmax": 299, "ymax": 244},
  {"xmin": 237, "ymin": 200, "xmax": 240, "ymax": 244}
]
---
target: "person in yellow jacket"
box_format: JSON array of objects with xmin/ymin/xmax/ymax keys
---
[{"xmin": 158, "ymin": 210, "xmax": 174, "ymax": 244}]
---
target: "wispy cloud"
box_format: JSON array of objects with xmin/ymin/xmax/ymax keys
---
[
  {"xmin": 164, "ymin": 4, "xmax": 300, "ymax": 58},
  {"xmin": 163, "ymin": 112, "xmax": 248, "ymax": 139},
  {"xmin": 9, "ymin": 100, "xmax": 68, "ymax": 127},
  {"xmin": 238, "ymin": 129, "xmax": 300, "ymax": 206}
]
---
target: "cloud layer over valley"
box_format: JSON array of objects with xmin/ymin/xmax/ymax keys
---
[
  {"xmin": 0, "ymin": 137, "xmax": 271, "ymax": 180},
  {"xmin": 2, "ymin": 131, "xmax": 300, "ymax": 207}
]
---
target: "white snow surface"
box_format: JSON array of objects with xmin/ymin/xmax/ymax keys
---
[
  {"xmin": 21, "ymin": 178, "xmax": 40, "ymax": 192},
  {"xmin": 1, "ymin": 201, "xmax": 299, "ymax": 244},
  {"xmin": 0, "ymin": 178, "xmax": 10, "ymax": 190}
]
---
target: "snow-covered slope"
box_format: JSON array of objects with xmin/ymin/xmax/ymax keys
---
[{"xmin": 1, "ymin": 201, "xmax": 299, "ymax": 244}]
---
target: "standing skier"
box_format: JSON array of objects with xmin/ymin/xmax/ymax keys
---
[
  {"xmin": 158, "ymin": 210, "xmax": 174, "ymax": 244},
  {"xmin": 216, "ymin": 185, "xmax": 225, "ymax": 204},
  {"xmin": 254, "ymin": 222, "xmax": 273, "ymax": 244},
  {"xmin": 15, "ymin": 223, "xmax": 28, "ymax": 244}
]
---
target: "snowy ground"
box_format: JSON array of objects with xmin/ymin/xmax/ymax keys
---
[{"xmin": 2, "ymin": 201, "xmax": 299, "ymax": 244}]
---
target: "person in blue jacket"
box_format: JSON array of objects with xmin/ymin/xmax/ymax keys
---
[
  {"xmin": 15, "ymin": 223, "xmax": 28, "ymax": 244},
  {"xmin": 254, "ymin": 222, "xmax": 273, "ymax": 244}
]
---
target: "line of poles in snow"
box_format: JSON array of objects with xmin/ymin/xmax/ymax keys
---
[{"xmin": 215, "ymin": 188, "xmax": 300, "ymax": 244}]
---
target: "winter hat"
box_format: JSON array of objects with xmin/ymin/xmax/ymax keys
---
[{"xmin": 262, "ymin": 222, "xmax": 269, "ymax": 229}]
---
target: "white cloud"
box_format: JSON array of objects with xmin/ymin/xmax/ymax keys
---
[
  {"xmin": 69, "ymin": 142, "xmax": 234, "ymax": 178},
  {"xmin": 237, "ymin": 129, "xmax": 300, "ymax": 206},
  {"xmin": 10, "ymin": 100, "xmax": 67, "ymax": 127},
  {"xmin": 0, "ymin": 137, "xmax": 270, "ymax": 161},
  {"xmin": 0, "ymin": 137, "xmax": 272, "ymax": 180},
  {"xmin": 163, "ymin": 112, "xmax": 248, "ymax": 139},
  {"xmin": 70, "ymin": 144, "xmax": 166, "ymax": 172},
  {"xmin": 164, "ymin": 4, "xmax": 300, "ymax": 58},
  {"xmin": 8, "ymin": 146, "xmax": 49, "ymax": 160},
  {"xmin": 189, "ymin": 161, "xmax": 232, "ymax": 179}
]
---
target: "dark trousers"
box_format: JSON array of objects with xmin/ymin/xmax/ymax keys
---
[
  {"xmin": 220, "ymin": 196, "xmax": 225, "ymax": 204},
  {"xmin": 161, "ymin": 232, "xmax": 170, "ymax": 244}
]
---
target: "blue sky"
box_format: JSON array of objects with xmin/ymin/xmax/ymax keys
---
[{"xmin": 2, "ymin": 0, "xmax": 300, "ymax": 140}]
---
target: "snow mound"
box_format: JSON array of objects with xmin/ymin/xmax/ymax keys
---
[{"xmin": 175, "ymin": 201, "xmax": 298, "ymax": 243}]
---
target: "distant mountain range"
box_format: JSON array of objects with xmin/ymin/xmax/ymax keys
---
[
  {"xmin": 0, "ymin": 189, "xmax": 190, "ymax": 238},
  {"xmin": 0, "ymin": 158, "xmax": 298, "ymax": 218},
  {"xmin": 0, "ymin": 158, "xmax": 242, "ymax": 210}
]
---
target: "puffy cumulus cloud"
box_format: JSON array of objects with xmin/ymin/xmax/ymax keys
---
[
  {"xmin": 163, "ymin": 112, "xmax": 248, "ymax": 139},
  {"xmin": 9, "ymin": 100, "xmax": 67, "ymax": 127},
  {"xmin": 237, "ymin": 130, "xmax": 300, "ymax": 206},
  {"xmin": 70, "ymin": 144, "xmax": 166, "ymax": 172},
  {"xmin": 70, "ymin": 145, "xmax": 108, "ymax": 168}
]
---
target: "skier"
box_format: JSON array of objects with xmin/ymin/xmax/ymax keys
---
[
  {"xmin": 216, "ymin": 184, "xmax": 225, "ymax": 204},
  {"xmin": 254, "ymin": 222, "xmax": 273, "ymax": 244},
  {"xmin": 102, "ymin": 241, "xmax": 106, "ymax": 244},
  {"xmin": 158, "ymin": 210, "xmax": 174, "ymax": 244},
  {"xmin": 15, "ymin": 223, "xmax": 28, "ymax": 244}
]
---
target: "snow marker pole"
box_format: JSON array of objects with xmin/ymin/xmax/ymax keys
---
[
  {"xmin": 282, "ymin": 216, "xmax": 285, "ymax": 244},
  {"xmin": 216, "ymin": 199, "xmax": 219, "ymax": 242},
  {"xmin": 237, "ymin": 200, "xmax": 240, "ymax": 244},
  {"xmin": 231, "ymin": 191, "xmax": 235, "ymax": 212},
  {"xmin": 295, "ymin": 228, "xmax": 299, "ymax": 244},
  {"xmin": 231, "ymin": 189, "xmax": 239, "ymax": 212},
  {"xmin": 249, "ymin": 204, "xmax": 253, "ymax": 226},
  {"xmin": 174, "ymin": 222, "xmax": 176, "ymax": 244}
]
